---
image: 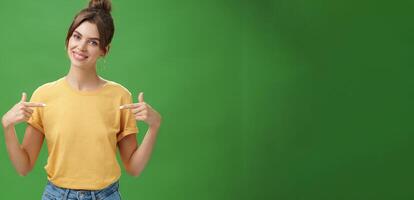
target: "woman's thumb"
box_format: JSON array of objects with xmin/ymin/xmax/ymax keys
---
[{"xmin": 21, "ymin": 92, "xmax": 27, "ymax": 102}]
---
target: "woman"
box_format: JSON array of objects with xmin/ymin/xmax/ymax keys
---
[{"xmin": 1, "ymin": 0, "xmax": 161, "ymax": 199}]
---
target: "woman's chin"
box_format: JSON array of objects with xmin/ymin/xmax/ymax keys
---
[
  {"xmin": 70, "ymin": 61, "xmax": 89, "ymax": 69},
  {"xmin": 69, "ymin": 57, "xmax": 88, "ymax": 67}
]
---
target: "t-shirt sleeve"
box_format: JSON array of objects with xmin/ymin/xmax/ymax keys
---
[
  {"xmin": 27, "ymin": 88, "xmax": 45, "ymax": 134},
  {"xmin": 117, "ymin": 93, "xmax": 139, "ymax": 142}
]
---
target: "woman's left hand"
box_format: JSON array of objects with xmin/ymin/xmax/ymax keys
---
[{"xmin": 120, "ymin": 92, "xmax": 162, "ymax": 128}]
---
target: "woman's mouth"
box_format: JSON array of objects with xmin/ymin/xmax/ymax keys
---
[{"xmin": 72, "ymin": 51, "xmax": 89, "ymax": 61}]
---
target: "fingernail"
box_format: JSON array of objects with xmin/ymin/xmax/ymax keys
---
[{"xmin": 119, "ymin": 106, "xmax": 123, "ymax": 109}]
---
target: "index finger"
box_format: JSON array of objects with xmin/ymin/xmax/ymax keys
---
[
  {"xmin": 119, "ymin": 103, "xmax": 140, "ymax": 109},
  {"xmin": 24, "ymin": 102, "xmax": 46, "ymax": 107}
]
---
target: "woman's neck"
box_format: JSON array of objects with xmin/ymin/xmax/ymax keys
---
[{"xmin": 66, "ymin": 65, "xmax": 105, "ymax": 91}]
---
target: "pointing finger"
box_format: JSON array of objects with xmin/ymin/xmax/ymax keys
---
[
  {"xmin": 120, "ymin": 102, "xmax": 145, "ymax": 109},
  {"xmin": 120, "ymin": 103, "xmax": 140, "ymax": 110},
  {"xmin": 24, "ymin": 102, "xmax": 46, "ymax": 107}
]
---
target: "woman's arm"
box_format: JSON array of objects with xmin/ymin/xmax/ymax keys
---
[
  {"xmin": 2, "ymin": 92, "xmax": 45, "ymax": 176},
  {"xmin": 119, "ymin": 92, "xmax": 162, "ymax": 177},
  {"xmin": 118, "ymin": 124, "xmax": 160, "ymax": 177},
  {"xmin": 2, "ymin": 124, "xmax": 44, "ymax": 176}
]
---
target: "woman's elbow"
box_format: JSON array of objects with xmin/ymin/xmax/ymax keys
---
[
  {"xmin": 17, "ymin": 169, "xmax": 30, "ymax": 176},
  {"xmin": 16, "ymin": 165, "xmax": 33, "ymax": 177},
  {"xmin": 126, "ymin": 167, "xmax": 142, "ymax": 177}
]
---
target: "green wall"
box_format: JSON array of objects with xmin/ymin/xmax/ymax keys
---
[{"xmin": 0, "ymin": 0, "xmax": 413, "ymax": 199}]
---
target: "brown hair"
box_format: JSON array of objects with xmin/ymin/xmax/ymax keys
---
[{"xmin": 65, "ymin": 0, "xmax": 114, "ymax": 54}]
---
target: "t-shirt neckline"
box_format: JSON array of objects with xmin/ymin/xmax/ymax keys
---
[{"xmin": 62, "ymin": 76, "xmax": 109, "ymax": 95}]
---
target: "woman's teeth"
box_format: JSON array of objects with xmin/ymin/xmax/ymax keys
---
[{"xmin": 73, "ymin": 51, "xmax": 88, "ymax": 60}]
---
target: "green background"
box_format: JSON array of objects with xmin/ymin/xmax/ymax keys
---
[{"xmin": 0, "ymin": 0, "xmax": 413, "ymax": 199}]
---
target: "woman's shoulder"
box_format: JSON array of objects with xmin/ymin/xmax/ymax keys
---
[
  {"xmin": 104, "ymin": 80, "xmax": 134, "ymax": 97},
  {"xmin": 30, "ymin": 78, "xmax": 65, "ymax": 99},
  {"xmin": 33, "ymin": 78, "xmax": 64, "ymax": 94}
]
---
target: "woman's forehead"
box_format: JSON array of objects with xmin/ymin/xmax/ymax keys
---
[{"xmin": 74, "ymin": 21, "xmax": 100, "ymax": 39}]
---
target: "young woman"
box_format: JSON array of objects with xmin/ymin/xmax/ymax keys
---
[{"xmin": 1, "ymin": 0, "xmax": 161, "ymax": 199}]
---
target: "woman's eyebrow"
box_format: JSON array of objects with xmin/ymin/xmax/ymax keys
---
[{"xmin": 74, "ymin": 31, "xmax": 100, "ymax": 41}]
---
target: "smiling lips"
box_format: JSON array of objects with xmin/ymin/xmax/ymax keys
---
[{"xmin": 72, "ymin": 51, "xmax": 89, "ymax": 61}]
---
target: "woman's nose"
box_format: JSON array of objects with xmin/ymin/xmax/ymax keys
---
[{"xmin": 78, "ymin": 41, "xmax": 87, "ymax": 51}]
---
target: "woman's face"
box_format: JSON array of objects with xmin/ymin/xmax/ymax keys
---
[{"xmin": 67, "ymin": 21, "xmax": 105, "ymax": 69}]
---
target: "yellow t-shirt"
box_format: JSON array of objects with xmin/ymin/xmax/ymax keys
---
[{"xmin": 27, "ymin": 77, "xmax": 138, "ymax": 190}]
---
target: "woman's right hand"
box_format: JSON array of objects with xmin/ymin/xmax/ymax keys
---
[{"xmin": 2, "ymin": 93, "xmax": 46, "ymax": 128}]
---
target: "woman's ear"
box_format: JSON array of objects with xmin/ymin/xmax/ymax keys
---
[{"xmin": 103, "ymin": 45, "xmax": 111, "ymax": 56}]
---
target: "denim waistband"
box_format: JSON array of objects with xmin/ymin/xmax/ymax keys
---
[{"xmin": 45, "ymin": 180, "xmax": 119, "ymax": 200}]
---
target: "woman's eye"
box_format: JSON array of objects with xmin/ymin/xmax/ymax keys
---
[
  {"xmin": 73, "ymin": 34, "xmax": 81, "ymax": 40},
  {"xmin": 89, "ymin": 40, "xmax": 98, "ymax": 46}
]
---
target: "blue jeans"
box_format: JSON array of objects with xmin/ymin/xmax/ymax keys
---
[{"xmin": 42, "ymin": 180, "xmax": 121, "ymax": 200}]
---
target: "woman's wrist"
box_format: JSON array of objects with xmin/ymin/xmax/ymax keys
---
[
  {"xmin": 2, "ymin": 115, "xmax": 13, "ymax": 129},
  {"xmin": 149, "ymin": 121, "xmax": 161, "ymax": 130}
]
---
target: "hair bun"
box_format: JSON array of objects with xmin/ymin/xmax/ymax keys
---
[{"xmin": 88, "ymin": 0, "xmax": 112, "ymax": 13}]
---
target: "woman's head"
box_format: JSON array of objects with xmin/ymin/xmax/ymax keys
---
[{"xmin": 66, "ymin": 0, "xmax": 114, "ymax": 67}]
